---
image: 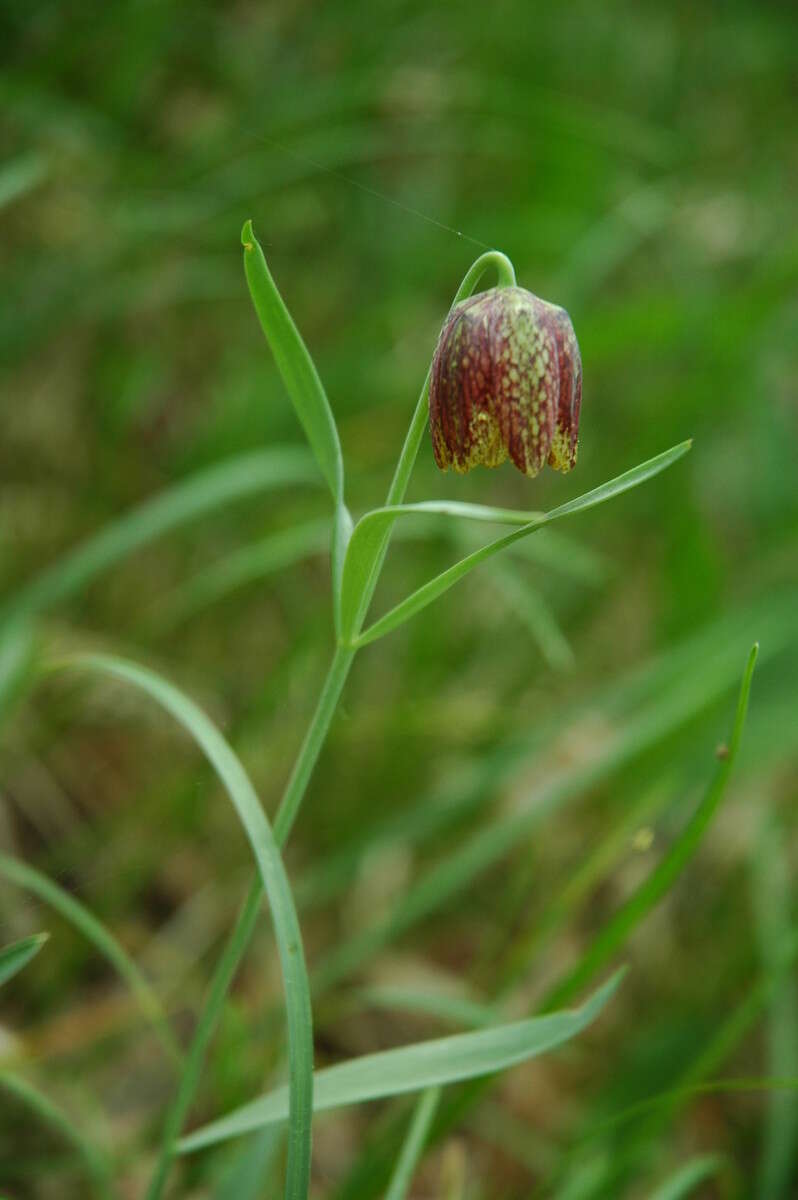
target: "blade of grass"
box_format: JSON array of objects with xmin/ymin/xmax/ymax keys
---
[
  {"xmin": 214, "ymin": 1128, "xmax": 284, "ymax": 1200},
  {"xmin": 241, "ymin": 220, "xmax": 343, "ymax": 504},
  {"xmin": 0, "ymin": 618, "xmax": 36, "ymax": 726},
  {"xmin": 49, "ymin": 653, "xmax": 314, "ymax": 1200},
  {"xmin": 147, "ymin": 518, "xmax": 331, "ymax": 632},
  {"xmin": 0, "ymin": 1069, "xmax": 113, "ymax": 1198},
  {"xmin": 0, "ymin": 447, "xmax": 318, "ymax": 626},
  {"xmin": 357, "ymin": 985, "xmax": 497, "ymax": 1030},
  {"xmin": 350, "ymin": 442, "xmax": 692, "ymax": 647},
  {"xmin": 541, "ymin": 643, "xmax": 758, "ymax": 1012},
  {"xmin": 648, "ymin": 1155, "xmax": 726, "ymax": 1200},
  {"xmin": 0, "ymin": 151, "xmax": 48, "ymax": 211},
  {"xmin": 0, "ymin": 931, "xmax": 49, "ymax": 987},
  {"xmin": 385, "ymin": 1086, "xmax": 442, "ymax": 1200},
  {"xmin": 179, "ymin": 969, "xmax": 623, "ymax": 1152},
  {"xmin": 751, "ymin": 813, "xmax": 798, "ymax": 1199},
  {"xmin": 0, "ymin": 853, "xmax": 179, "ymax": 1064},
  {"xmin": 488, "ymin": 558, "xmax": 575, "ymax": 670},
  {"xmin": 493, "ymin": 778, "xmax": 672, "ymax": 994}
]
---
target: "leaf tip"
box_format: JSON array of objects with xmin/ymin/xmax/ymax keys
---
[{"xmin": 241, "ymin": 219, "xmax": 255, "ymax": 251}]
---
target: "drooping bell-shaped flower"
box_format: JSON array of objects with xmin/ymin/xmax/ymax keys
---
[{"xmin": 429, "ymin": 286, "xmax": 582, "ymax": 478}]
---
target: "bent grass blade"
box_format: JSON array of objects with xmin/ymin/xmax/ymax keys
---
[
  {"xmin": 50, "ymin": 654, "xmax": 315, "ymax": 1200},
  {"xmin": 0, "ymin": 932, "xmax": 49, "ymax": 988},
  {"xmin": 0, "ymin": 854, "xmax": 179, "ymax": 1064},
  {"xmin": 0, "ymin": 448, "xmax": 319, "ymax": 627}
]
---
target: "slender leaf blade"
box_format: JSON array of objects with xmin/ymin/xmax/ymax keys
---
[
  {"xmin": 179, "ymin": 969, "xmax": 623, "ymax": 1152},
  {"xmin": 242, "ymin": 220, "xmax": 343, "ymax": 502},
  {"xmin": 543, "ymin": 643, "xmax": 758, "ymax": 1011},
  {"xmin": 0, "ymin": 1069, "xmax": 113, "ymax": 1198},
  {"xmin": 352, "ymin": 442, "xmax": 692, "ymax": 647},
  {"xmin": 385, "ymin": 1086, "xmax": 441, "ymax": 1200},
  {"xmin": 1, "ymin": 448, "xmax": 318, "ymax": 625},
  {"xmin": 0, "ymin": 854, "xmax": 179, "ymax": 1063},
  {"xmin": 55, "ymin": 653, "xmax": 314, "ymax": 1200},
  {"xmin": 648, "ymin": 1155, "xmax": 726, "ymax": 1200},
  {"xmin": 0, "ymin": 932, "xmax": 49, "ymax": 988}
]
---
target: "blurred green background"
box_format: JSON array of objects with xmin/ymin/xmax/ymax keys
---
[{"xmin": 1, "ymin": 1, "xmax": 797, "ymax": 1196}]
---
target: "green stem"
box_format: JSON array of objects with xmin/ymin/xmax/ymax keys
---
[{"xmin": 273, "ymin": 643, "xmax": 355, "ymax": 845}]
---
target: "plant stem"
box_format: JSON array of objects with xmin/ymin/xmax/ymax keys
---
[
  {"xmin": 147, "ymin": 248, "xmax": 515, "ymax": 1196},
  {"xmin": 273, "ymin": 643, "xmax": 356, "ymax": 845},
  {"xmin": 146, "ymin": 645, "xmax": 355, "ymax": 1199},
  {"xmin": 384, "ymin": 1086, "xmax": 442, "ymax": 1200}
]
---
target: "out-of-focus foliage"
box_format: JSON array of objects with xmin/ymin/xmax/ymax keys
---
[{"xmin": 0, "ymin": 1, "xmax": 796, "ymax": 1196}]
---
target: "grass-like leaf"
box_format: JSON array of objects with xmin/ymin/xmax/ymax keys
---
[
  {"xmin": 385, "ymin": 1086, "xmax": 441, "ymax": 1200},
  {"xmin": 0, "ymin": 1069, "xmax": 113, "ymax": 1198},
  {"xmin": 348, "ymin": 441, "xmax": 691, "ymax": 647},
  {"xmin": 542, "ymin": 642, "xmax": 758, "ymax": 1011},
  {"xmin": 148, "ymin": 518, "xmax": 331, "ymax": 631},
  {"xmin": 0, "ymin": 618, "xmax": 35, "ymax": 725},
  {"xmin": 179, "ymin": 969, "xmax": 623, "ymax": 1153},
  {"xmin": 0, "ymin": 853, "xmax": 179, "ymax": 1063},
  {"xmin": 0, "ymin": 932, "xmax": 49, "ymax": 988},
  {"xmin": 51, "ymin": 653, "xmax": 314, "ymax": 1200},
  {"xmin": 242, "ymin": 220, "xmax": 344, "ymax": 504},
  {"xmin": 648, "ymin": 1155, "xmax": 726, "ymax": 1200},
  {"xmin": 0, "ymin": 448, "xmax": 318, "ymax": 626}
]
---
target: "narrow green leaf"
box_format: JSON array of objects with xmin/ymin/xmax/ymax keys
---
[
  {"xmin": 242, "ymin": 220, "xmax": 343, "ymax": 502},
  {"xmin": 148, "ymin": 518, "xmax": 330, "ymax": 631},
  {"xmin": 0, "ymin": 932, "xmax": 49, "ymax": 988},
  {"xmin": 0, "ymin": 619, "xmax": 36, "ymax": 727},
  {"xmin": 52, "ymin": 653, "xmax": 314, "ymax": 1200},
  {"xmin": 489, "ymin": 559, "xmax": 575, "ymax": 670},
  {"xmin": 648, "ymin": 1155, "xmax": 726, "ymax": 1200},
  {"xmin": 385, "ymin": 1086, "xmax": 442, "ymax": 1200},
  {"xmin": 1, "ymin": 448, "xmax": 318, "ymax": 625},
  {"xmin": 543, "ymin": 643, "xmax": 758, "ymax": 1011},
  {"xmin": 0, "ymin": 152, "xmax": 48, "ymax": 212},
  {"xmin": 0, "ymin": 1070, "xmax": 113, "ymax": 1198},
  {"xmin": 0, "ymin": 854, "xmax": 179, "ymax": 1063},
  {"xmin": 214, "ymin": 1128, "xmax": 284, "ymax": 1200},
  {"xmin": 350, "ymin": 441, "xmax": 692, "ymax": 647},
  {"xmin": 358, "ymin": 985, "xmax": 497, "ymax": 1030},
  {"xmin": 179, "ymin": 970, "xmax": 623, "ymax": 1153}
]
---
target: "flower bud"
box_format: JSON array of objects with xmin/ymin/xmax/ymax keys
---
[{"xmin": 429, "ymin": 286, "xmax": 581, "ymax": 478}]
